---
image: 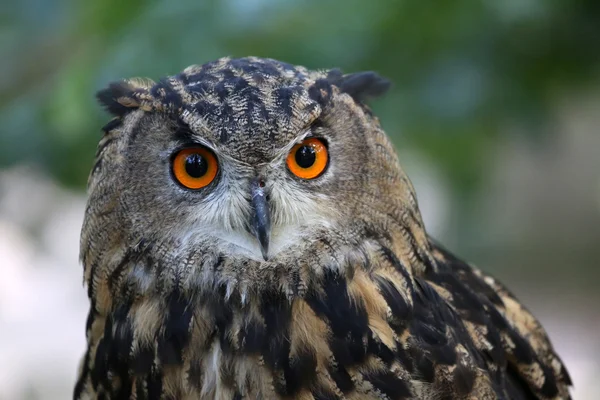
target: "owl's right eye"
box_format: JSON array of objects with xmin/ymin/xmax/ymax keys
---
[{"xmin": 171, "ymin": 147, "xmax": 218, "ymax": 189}]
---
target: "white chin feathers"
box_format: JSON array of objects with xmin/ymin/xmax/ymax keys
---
[{"xmin": 213, "ymin": 224, "xmax": 309, "ymax": 261}]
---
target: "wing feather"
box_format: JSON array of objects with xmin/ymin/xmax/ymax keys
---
[{"xmin": 426, "ymin": 242, "xmax": 572, "ymax": 399}]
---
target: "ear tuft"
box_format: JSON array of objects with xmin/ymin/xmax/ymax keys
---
[
  {"xmin": 336, "ymin": 71, "xmax": 391, "ymax": 103},
  {"xmin": 96, "ymin": 78, "xmax": 155, "ymax": 116}
]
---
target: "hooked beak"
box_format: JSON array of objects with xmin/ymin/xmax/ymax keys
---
[{"xmin": 250, "ymin": 179, "xmax": 270, "ymax": 261}]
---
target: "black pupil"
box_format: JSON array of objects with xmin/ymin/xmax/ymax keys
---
[
  {"xmin": 185, "ymin": 154, "xmax": 208, "ymax": 178},
  {"xmin": 295, "ymin": 145, "xmax": 316, "ymax": 168}
]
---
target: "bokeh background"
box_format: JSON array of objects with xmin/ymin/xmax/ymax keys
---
[{"xmin": 1, "ymin": 0, "xmax": 599, "ymax": 398}]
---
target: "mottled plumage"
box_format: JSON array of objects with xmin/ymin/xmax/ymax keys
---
[{"xmin": 75, "ymin": 57, "xmax": 571, "ymax": 399}]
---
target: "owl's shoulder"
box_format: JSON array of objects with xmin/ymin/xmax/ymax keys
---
[{"xmin": 412, "ymin": 242, "xmax": 572, "ymax": 399}]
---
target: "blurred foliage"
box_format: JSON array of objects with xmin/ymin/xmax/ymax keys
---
[{"xmin": 1, "ymin": 0, "xmax": 599, "ymax": 190}]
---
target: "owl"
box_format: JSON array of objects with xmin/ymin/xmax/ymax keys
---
[{"xmin": 75, "ymin": 57, "xmax": 571, "ymax": 400}]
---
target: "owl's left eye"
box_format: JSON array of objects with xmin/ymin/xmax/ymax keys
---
[
  {"xmin": 286, "ymin": 138, "xmax": 329, "ymax": 180},
  {"xmin": 171, "ymin": 147, "xmax": 218, "ymax": 189}
]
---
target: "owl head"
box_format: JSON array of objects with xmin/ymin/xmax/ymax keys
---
[{"xmin": 83, "ymin": 57, "xmax": 430, "ymax": 298}]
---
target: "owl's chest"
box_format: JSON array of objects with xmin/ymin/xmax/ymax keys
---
[{"xmin": 81, "ymin": 284, "xmax": 418, "ymax": 400}]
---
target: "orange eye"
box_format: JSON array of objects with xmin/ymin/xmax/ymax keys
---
[
  {"xmin": 172, "ymin": 147, "xmax": 218, "ymax": 189},
  {"xmin": 286, "ymin": 138, "xmax": 328, "ymax": 179}
]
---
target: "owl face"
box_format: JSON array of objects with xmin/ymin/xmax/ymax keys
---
[
  {"xmin": 87, "ymin": 57, "xmax": 407, "ymax": 270},
  {"xmin": 119, "ymin": 114, "xmax": 342, "ymax": 263}
]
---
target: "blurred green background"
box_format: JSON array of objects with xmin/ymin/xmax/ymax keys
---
[{"xmin": 0, "ymin": 0, "xmax": 599, "ymax": 398}]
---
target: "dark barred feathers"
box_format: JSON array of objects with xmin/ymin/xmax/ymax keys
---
[{"xmin": 75, "ymin": 57, "xmax": 571, "ymax": 399}]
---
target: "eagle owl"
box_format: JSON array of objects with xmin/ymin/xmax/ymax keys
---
[{"xmin": 75, "ymin": 57, "xmax": 571, "ymax": 400}]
